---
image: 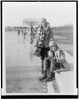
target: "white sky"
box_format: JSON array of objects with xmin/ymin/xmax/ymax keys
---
[{"xmin": 3, "ymin": 2, "xmax": 76, "ymax": 27}]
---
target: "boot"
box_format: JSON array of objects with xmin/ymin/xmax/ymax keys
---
[
  {"xmin": 44, "ymin": 72, "xmax": 55, "ymax": 82},
  {"xmin": 39, "ymin": 71, "xmax": 47, "ymax": 81}
]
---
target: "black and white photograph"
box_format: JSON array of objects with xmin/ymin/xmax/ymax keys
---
[{"xmin": 1, "ymin": 1, "xmax": 78, "ymax": 97}]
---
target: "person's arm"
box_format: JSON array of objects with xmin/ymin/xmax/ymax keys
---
[
  {"xmin": 59, "ymin": 50, "xmax": 65, "ymax": 61},
  {"xmin": 48, "ymin": 50, "xmax": 56, "ymax": 61},
  {"xmin": 49, "ymin": 29, "xmax": 54, "ymax": 41},
  {"xmin": 56, "ymin": 49, "xmax": 65, "ymax": 62},
  {"xmin": 45, "ymin": 23, "xmax": 50, "ymax": 32},
  {"xmin": 33, "ymin": 37, "xmax": 38, "ymax": 47},
  {"xmin": 55, "ymin": 50, "xmax": 69, "ymax": 72}
]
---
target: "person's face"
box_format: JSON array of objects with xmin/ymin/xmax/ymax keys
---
[
  {"xmin": 42, "ymin": 21, "xmax": 46, "ymax": 26},
  {"xmin": 50, "ymin": 45, "xmax": 56, "ymax": 51}
]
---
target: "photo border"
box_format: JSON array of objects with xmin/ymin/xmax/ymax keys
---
[{"xmin": 1, "ymin": 0, "xmax": 78, "ymax": 99}]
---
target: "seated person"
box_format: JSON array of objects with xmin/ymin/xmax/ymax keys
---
[{"xmin": 39, "ymin": 40, "xmax": 70, "ymax": 82}]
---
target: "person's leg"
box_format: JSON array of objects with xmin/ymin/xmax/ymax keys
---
[
  {"xmin": 44, "ymin": 59, "xmax": 56, "ymax": 82},
  {"xmin": 39, "ymin": 58, "xmax": 49, "ymax": 81},
  {"xmin": 39, "ymin": 47, "xmax": 49, "ymax": 81},
  {"xmin": 45, "ymin": 61, "xmax": 62, "ymax": 82},
  {"xmin": 41, "ymin": 60, "xmax": 44, "ymax": 73},
  {"xmin": 31, "ymin": 34, "xmax": 34, "ymax": 43},
  {"xmin": 40, "ymin": 47, "xmax": 45, "ymax": 73},
  {"xmin": 45, "ymin": 47, "xmax": 50, "ymax": 58}
]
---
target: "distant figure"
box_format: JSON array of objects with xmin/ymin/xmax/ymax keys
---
[
  {"xmin": 30, "ymin": 26, "xmax": 34, "ymax": 44},
  {"xmin": 22, "ymin": 28, "xmax": 27, "ymax": 39},
  {"xmin": 17, "ymin": 30, "xmax": 21, "ymax": 45},
  {"xmin": 18, "ymin": 30, "xmax": 20, "ymax": 36}
]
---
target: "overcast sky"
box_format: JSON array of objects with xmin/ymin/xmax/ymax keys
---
[{"xmin": 3, "ymin": 2, "xmax": 76, "ymax": 27}]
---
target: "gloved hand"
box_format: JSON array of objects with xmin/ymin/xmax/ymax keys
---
[
  {"xmin": 38, "ymin": 41, "xmax": 43, "ymax": 48},
  {"xmin": 33, "ymin": 46, "xmax": 41, "ymax": 57},
  {"xmin": 34, "ymin": 45, "xmax": 37, "ymax": 47}
]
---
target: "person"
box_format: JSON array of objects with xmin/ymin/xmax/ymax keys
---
[
  {"xmin": 18, "ymin": 29, "xmax": 20, "ymax": 36},
  {"xmin": 38, "ymin": 18, "xmax": 51, "ymax": 34},
  {"xmin": 34, "ymin": 18, "xmax": 54, "ymax": 74},
  {"xmin": 30, "ymin": 26, "xmax": 34, "ymax": 44},
  {"xmin": 22, "ymin": 28, "xmax": 26, "ymax": 39},
  {"xmin": 39, "ymin": 40, "xmax": 70, "ymax": 82}
]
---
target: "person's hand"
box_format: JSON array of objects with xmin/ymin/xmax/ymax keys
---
[
  {"xmin": 34, "ymin": 45, "xmax": 37, "ymax": 47},
  {"xmin": 56, "ymin": 58, "xmax": 62, "ymax": 63},
  {"xmin": 33, "ymin": 46, "xmax": 37, "ymax": 53},
  {"xmin": 48, "ymin": 51, "xmax": 53, "ymax": 57},
  {"xmin": 55, "ymin": 70, "xmax": 61, "ymax": 74},
  {"xmin": 57, "ymin": 58, "xmax": 65, "ymax": 63},
  {"xmin": 42, "ymin": 30, "xmax": 45, "ymax": 33}
]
